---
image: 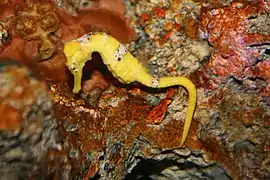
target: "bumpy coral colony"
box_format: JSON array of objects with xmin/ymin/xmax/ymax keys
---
[
  {"xmin": 14, "ymin": 0, "xmax": 61, "ymax": 60},
  {"xmin": 64, "ymin": 32, "xmax": 197, "ymax": 146}
]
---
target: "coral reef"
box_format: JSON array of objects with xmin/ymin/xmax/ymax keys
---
[
  {"xmin": 0, "ymin": 59, "xmax": 60, "ymax": 179},
  {"xmin": 0, "ymin": 0, "xmax": 269, "ymax": 179}
]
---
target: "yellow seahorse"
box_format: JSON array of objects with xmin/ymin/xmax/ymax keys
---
[{"xmin": 63, "ymin": 32, "xmax": 197, "ymax": 147}]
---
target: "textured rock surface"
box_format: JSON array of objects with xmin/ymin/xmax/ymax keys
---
[
  {"xmin": 198, "ymin": 81, "xmax": 270, "ymax": 179},
  {"xmin": 125, "ymin": 142, "xmax": 231, "ymax": 180},
  {"xmin": 198, "ymin": 0, "xmax": 270, "ymax": 94},
  {"xmin": 0, "ymin": 59, "xmax": 60, "ymax": 179}
]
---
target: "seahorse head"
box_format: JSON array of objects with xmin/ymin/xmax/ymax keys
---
[
  {"xmin": 64, "ymin": 40, "xmax": 91, "ymax": 93},
  {"xmin": 64, "ymin": 40, "xmax": 90, "ymax": 74}
]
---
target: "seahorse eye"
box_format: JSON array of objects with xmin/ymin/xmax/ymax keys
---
[{"xmin": 67, "ymin": 62, "xmax": 77, "ymax": 71}]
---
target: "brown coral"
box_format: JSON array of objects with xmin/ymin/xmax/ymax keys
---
[{"xmin": 14, "ymin": 0, "xmax": 61, "ymax": 60}]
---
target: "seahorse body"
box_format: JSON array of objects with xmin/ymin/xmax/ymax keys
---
[{"xmin": 64, "ymin": 32, "xmax": 197, "ymax": 146}]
